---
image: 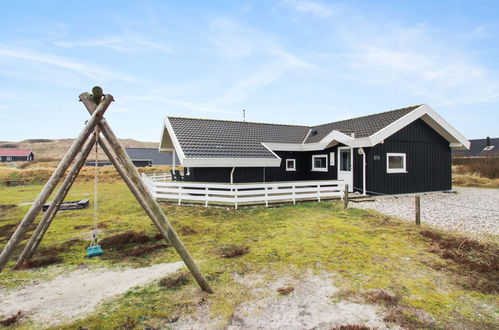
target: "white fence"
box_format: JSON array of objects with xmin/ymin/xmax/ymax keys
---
[
  {"xmin": 145, "ymin": 172, "xmax": 172, "ymax": 182},
  {"xmin": 142, "ymin": 173, "xmax": 345, "ymax": 209}
]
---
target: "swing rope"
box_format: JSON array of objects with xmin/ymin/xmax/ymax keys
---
[{"xmin": 91, "ymin": 128, "xmax": 99, "ymax": 247}]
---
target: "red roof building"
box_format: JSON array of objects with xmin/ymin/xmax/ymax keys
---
[{"xmin": 0, "ymin": 149, "xmax": 34, "ymax": 161}]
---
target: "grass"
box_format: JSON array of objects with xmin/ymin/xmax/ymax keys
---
[{"xmin": 0, "ymin": 182, "xmax": 497, "ymax": 329}]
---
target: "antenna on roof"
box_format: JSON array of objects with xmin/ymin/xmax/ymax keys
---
[{"xmin": 243, "ymin": 108, "xmax": 246, "ymax": 122}]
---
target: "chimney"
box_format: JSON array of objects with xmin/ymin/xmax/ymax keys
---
[{"xmin": 486, "ymin": 136, "xmax": 491, "ymax": 146}]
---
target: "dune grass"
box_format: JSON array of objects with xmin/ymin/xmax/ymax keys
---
[{"xmin": 0, "ymin": 182, "xmax": 497, "ymax": 329}]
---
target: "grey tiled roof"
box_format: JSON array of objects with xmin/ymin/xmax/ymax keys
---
[
  {"xmin": 305, "ymin": 105, "xmax": 421, "ymax": 143},
  {"xmin": 452, "ymin": 138, "xmax": 498, "ymax": 158},
  {"xmin": 125, "ymin": 148, "xmax": 179, "ymax": 165},
  {"xmin": 168, "ymin": 105, "xmax": 422, "ymax": 159},
  {"xmin": 169, "ymin": 117, "xmax": 310, "ymax": 158}
]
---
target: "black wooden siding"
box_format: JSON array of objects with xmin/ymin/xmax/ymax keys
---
[
  {"xmin": 0, "ymin": 154, "xmax": 34, "ymax": 162},
  {"xmin": 361, "ymin": 119, "xmax": 451, "ymax": 194},
  {"xmin": 188, "ymin": 146, "xmax": 340, "ymax": 183}
]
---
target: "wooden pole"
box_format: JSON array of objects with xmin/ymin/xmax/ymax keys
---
[
  {"xmin": 343, "ymin": 184, "xmax": 349, "ymax": 209},
  {"xmin": 0, "ymin": 95, "xmax": 113, "ymax": 273},
  {"xmin": 415, "ymin": 195, "xmax": 421, "ymax": 226},
  {"xmin": 79, "ymin": 93, "xmax": 213, "ymax": 294},
  {"xmin": 17, "ymin": 133, "xmax": 98, "ymax": 265}
]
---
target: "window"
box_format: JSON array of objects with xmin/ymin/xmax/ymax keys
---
[
  {"xmin": 339, "ymin": 149, "xmax": 351, "ymax": 171},
  {"xmin": 6, "ymin": 156, "xmax": 12, "ymax": 161},
  {"xmin": 483, "ymin": 145, "xmax": 495, "ymax": 151},
  {"xmin": 387, "ymin": 153, "xmax": 407, "ymax": 173},
  {"xmin": 286, "ymin": 159, "xmax": 296, "ymax": 171},
  {"xmin": 312, "ymin": 154, "xmax": 328, "ymax": 172},
  {"xmin": 329, "ymin": 152, "xmax": 335, "ymax": 166}
]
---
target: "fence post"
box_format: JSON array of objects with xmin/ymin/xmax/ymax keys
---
[
  {"xmin": 343, "ymin": 184, "xmax": 349, "ymax": 209},
  {"xmin": 415, "ymin": 195, "xmax": 421, "ymax": 226},
  {"xmin": 234, "ymin": 186, "xmax": 238, "ymax": 210},
  {"xmin": 205, "ymin": 187, "xmax": 208, "ymax": 207},
  {"xmin": 292, "ymin": 185, "xmax": 296, "ymax": 205}
]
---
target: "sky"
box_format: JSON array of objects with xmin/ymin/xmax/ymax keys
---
[{"xmin": 0, "ymin": 0, "xmax": 498, "ymax": 142}]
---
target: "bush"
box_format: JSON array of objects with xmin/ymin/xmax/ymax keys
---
[{"xmin": 453, "ymin": 157, "xmax": 499, "ymax": 179}]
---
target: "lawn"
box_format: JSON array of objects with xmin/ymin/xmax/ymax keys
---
[{"xmin": 0, "ymin": 182, "xmax": 497, "ymax": 329}]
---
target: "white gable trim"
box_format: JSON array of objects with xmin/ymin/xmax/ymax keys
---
[
  {"xmin": 264, "ymin": 130, "xmax": 354, "ymax": 151},
  {"xmin": 367, "ymin": 104, "xmax": 470, "ymax": 149},
  {"xmin": 160, "ymin": 117, "xmax": 187, "ymax": 166}
]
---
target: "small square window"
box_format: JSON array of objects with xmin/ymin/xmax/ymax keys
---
[
  {"xmin": 6, "ymin": 156, "xmax": 12, "ymax": 161},
  {"xmin": 387, "ymin": 153, "xmax": 407, "ymax": 173},
  {"xmin": 312, "ymin": 155, "xmax": 328, "ymax": 172},
  {"xmin": 286, "ymin": 159, "xmax": 296, "ymax": 171}
]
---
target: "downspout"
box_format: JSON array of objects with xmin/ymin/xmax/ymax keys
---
[
  {"xmin": 230, "ymin": 167, "xmax": 235, "ymax": 184},
  {"xmin": 359, "ymin": 147, "xmax": 366, "ymax": 195}
]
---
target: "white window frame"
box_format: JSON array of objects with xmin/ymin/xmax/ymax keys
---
[
  {"xmin": 6, "ymin": 156, "xmax": 12, "ymax": 161},
  {"xmin": 386, "ymin": 153, "xmax": 407, "ymax": 173},
  {"xmin": 312, "ymin": 154, "xmax": 328, "ymax": 172},
  {"xmin": 285, "ymin": 159, "xmax": 296, "ymax": 171},
  {"xmin": 329, "ymin": 152, "xmax": 335, "ymax": 166}
]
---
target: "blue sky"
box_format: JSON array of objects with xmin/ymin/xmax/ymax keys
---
[{"xmin": 0, "ymin": 0, "xmax": 498, "ymax": 141}]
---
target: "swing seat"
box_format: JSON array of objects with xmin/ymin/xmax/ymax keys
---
[{"xmin": 87, "ymin": 245, "xmax": 104, "ymax": 258}]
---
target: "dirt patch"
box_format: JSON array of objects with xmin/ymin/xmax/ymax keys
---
[
  {"xmin": 99, "ymin": 231, "xmax": 152, "ymax": 249},
  {"xmin": 277, "ymin": 286, "xmax": 294, "ymax": 295},
  {"xmin": 0, "ymin": 204, "xmax": 16, "ymax": 211},
  {"xmin": 216, "ymin": 244, "xmax": 249, "ymax": 258},
  {"xmin": 0, "ymin": 262, "xmax": 183, "ymax": 327},
  {"xmin": 179, "ymin": 225, "xmax": 198, "ymax": 235},
  {"xmin": 159, "ymin": 271, "xmax": 190, "ymax": 289},
  {"xmin": 98, "ymin": 231, "xmax": 168, "ymax": 259},
  {"xmin": 383, "ymin": 306, "xmax": 436, "ymax": 329},
  {"xmin": 176, "ymin": 270, "xmax": 388, "ymax": 329},
  {"xmin": 332, "ymin": 326, "xmax": 371, "ymax": 330},
  {"xmin": 0, "ymin": 311, "xmax": 23, "ymax": 326},
  {"xmin": 363, "ymin": 289, "xmax": 399, "ymax": 306},
  {"xmin": 122, "ymin": 243, "xmax": 168, "ymax": 257},
  {"xmin": 420, "ymin": 229, "xmax": 499, "ymax": 293},
  {"xmin": 14, "ymin": 255, "xmax": 62, "ymax": 270}
]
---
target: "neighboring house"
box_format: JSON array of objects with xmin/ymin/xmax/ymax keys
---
[
  {"xmin": 159, "ymin": 104, "xmax": 470, "ymax": 195},
  {"xmin": 125, "ymin": 148, "xmax": 179, "ymax": 167},
  {"xmin": 452, "ymin": 137, "xmax": 498, "ymax": 158},
  {"xmin": 0, "ymin": 149, "xmax": 34, "ymax": 162}
]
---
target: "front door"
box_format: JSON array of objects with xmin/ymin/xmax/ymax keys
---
[{"xmin": 338, "ymin": 147, "xmax": 353, "ymax": 192}]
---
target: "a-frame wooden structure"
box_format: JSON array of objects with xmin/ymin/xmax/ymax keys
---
[{"xmin": 0, "ymin": 87, "xmax": 213, "ymax": 293}]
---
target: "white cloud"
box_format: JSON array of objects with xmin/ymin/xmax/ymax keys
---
[
  {"xmin": 280, "ymin": 0, "xmax": 333, "ymax": 18},
  {"xmin": 0, "ymin": 45, "xmax": 137, "ymax": 82},
  {"xmin": 334, "ymin": 20, "xmax": 499, "ymax": 107},
  {"xmin": 53, "ymin": 33, "xmax": 173, "ymax": 54}
]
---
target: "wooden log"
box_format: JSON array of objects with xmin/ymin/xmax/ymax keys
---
[
  {"xmin": 343, "ymin": 184, "xmax": 349, "ymax": 209},
  {"xmin": 415, "ymin": 195, "xmax": 421, "ymax": 226},
  {"xmin": 17, "ymin": 133, "xmax": 98, "ymax": 265},
  {"xmin": 0, "ymin": 95, "xmax": 113, "ymax": 273},
  {"xmin": 79, "ymin": 93, "xmax": 213, "ymax": 293}
]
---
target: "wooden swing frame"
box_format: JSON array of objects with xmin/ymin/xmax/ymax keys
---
[{"xmin": 0, "ymin": 88, "xmax": 213, "ymax": 293}]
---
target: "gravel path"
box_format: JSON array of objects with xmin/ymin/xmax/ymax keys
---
[{"xmin": 353, "ymin": 187, "xmax": 499, "ymax": 236}]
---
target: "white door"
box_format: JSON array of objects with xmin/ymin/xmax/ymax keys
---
[{"xmin": 337, "ymin": 147, "xmax": 353, "ymax": 192}]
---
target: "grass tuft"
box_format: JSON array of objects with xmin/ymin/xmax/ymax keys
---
[
  {"xmin": 0, "ymin": 311, "xmax": 23, "ymax": 326},
  {"xmin": 158, "ymin": 272, "xmax": 190, "ymax": 289},
  {"xmin": 216, "ymin": 244, "xmax": 249, "ymax": 258}
]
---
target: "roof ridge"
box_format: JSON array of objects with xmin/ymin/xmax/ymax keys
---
[
  {"xmin": 167, "ymin": 116, "xmax": 310, "ymax": 129},
  {"xmin": 312, "ymin": 104, "xmax": 423, "ymax": 129}
]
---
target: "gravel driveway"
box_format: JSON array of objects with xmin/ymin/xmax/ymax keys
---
[{"xmin": 353, "ymin": 187, "xmax": 499, "ymax": 236}]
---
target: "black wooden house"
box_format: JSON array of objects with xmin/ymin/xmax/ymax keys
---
[
  {"xmin": 159, "ymin": 104, "xmax": 470, "ymax": 195},
  {"xmin": 0, "ymin": 149, "xmax": 34, "ymax": 162}
]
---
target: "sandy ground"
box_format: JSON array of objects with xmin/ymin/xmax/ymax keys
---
[
  {"xmin": 175, "ymin": 270, "xmax": 389, "ymax": 329},
  {"xmin": 0, "ymin": 261, "xmax": 183, "ymax": 327}
]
